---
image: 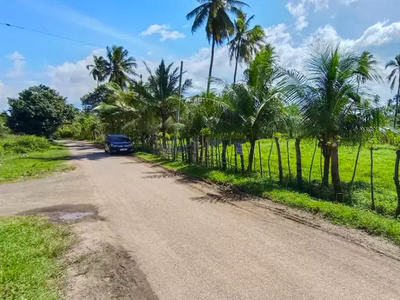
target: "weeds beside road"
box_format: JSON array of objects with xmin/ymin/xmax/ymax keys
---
[
  {"xmin": 0, "ymin": 217, "xmax": 72, "ymax": 299},
  {"xmin": 0, "ymin": 135, "xmax": 73, "ymax": 183}
]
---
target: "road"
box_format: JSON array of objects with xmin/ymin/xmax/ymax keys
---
[{"xmin": 1, "ymin": 141, "xmax": 400, "ymax": 300}]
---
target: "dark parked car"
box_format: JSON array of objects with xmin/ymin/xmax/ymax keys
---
[{"xmin": 105, "ymin": 134, "xmax": 134, "ymax": 154}]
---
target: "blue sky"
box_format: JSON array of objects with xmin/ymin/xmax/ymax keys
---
[{"xmin": 1, "ymin": 0, "xmax": 400, "ymax": 109}]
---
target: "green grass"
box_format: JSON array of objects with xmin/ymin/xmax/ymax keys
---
[
  {"xmin": 161, "ymin": 138, "xmax": 399, "ymax": 216},
  {"xmin": 0, "ymin": 217, "xmax": 72, "ymax": 299},
  {"xmin": 135, "ymin": 151, "xmax": 400, "ymax": 245},
  {"xmin": 0, "ymin": 144, "xmax": 73, "ymax": 183}
]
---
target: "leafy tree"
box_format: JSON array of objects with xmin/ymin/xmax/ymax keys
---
[
  {"xmin": 385, "ymin": 54, "xmax": 400, "ymax": 128},
  {"xmin": 0, "ymin": 112, "xmax": 9, "ymax": 137},
  {"xmin": 87, "ymin": 46, "xmax": 137, "ymax": 89},
  {"xmin": 135, "ymin": 60, "xmax": 192, "ymax": 146},
  {"xmin": 228, "ymin": 13, "xmax": 265, "ymax": 83},
  {"xmin": 81, "ymin": 84, "xmax": 115, "ymax": 112},
  {"xmin": 187, "ymin": 0, "xmax": 248, "ymax": 94},
  {"xmin": 7, "ymin": 85, "xmax": 76, "ymax": 137}
]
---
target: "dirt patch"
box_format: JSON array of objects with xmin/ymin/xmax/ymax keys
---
[{"xmin": 65, "ymin": 218, "xmax": 158, "ymax": 300}]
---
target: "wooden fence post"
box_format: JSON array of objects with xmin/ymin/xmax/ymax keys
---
[{"xmin": 258, "ymin": 140, "xmax": 263, "ymax": 177}]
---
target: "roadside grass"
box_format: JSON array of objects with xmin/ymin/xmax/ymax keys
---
[
  {"xmin": 0, "ymin": 217, "xmax": 72, "ymax": 299},
  {"xmin": 135, "ymin": 152, "xmax": 400, "ymax": 245},
  {"xmin": 0, "ymin": 144, "xmax": 73, "ymax": 183}
]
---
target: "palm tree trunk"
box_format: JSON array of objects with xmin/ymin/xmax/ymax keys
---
[
  {"xmin": 395, "ymin": 81, "xmax": 400, "ymax": 128},
  {"xmin": 322, "ymin": 139, "xmax": 331, "ymax": 187},
  {"xmin": 331, "ymin": 141, "xmax": 343, "ymax": 201},
  {"xmin": 275, "ymin": 137, "xmax": 283, "ymax": 184},
  {"xmin": 247, "ymin": 139, "xmax": 256, "ymax": 172},
  {"xmin": 207, "ymin": 38, "xmax": 216, "ymax": 96},
  {"xmin": 222, "ymin": 140, "xmax": 228, "ymax": 171},
  {"xmin": 295, "ymin": 138, "xmax": 303, "ymax": 189},
  {"xmin": 233, "ymin": 49, "xmax": 240, "ymax": 83},
  {"xmin": 200, "ymin": 136, "xmax": 204, "ymax": 164}
]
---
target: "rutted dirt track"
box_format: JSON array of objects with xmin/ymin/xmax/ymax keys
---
[{"xmin": 2, "ymin": 141, "xmax": 400, "ymax": 300}]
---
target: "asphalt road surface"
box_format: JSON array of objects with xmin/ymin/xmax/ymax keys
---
[{"xmin": 1, "ymin": 141, "xmax": 400, "ymax": 300}]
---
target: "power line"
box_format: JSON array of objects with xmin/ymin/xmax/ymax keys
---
[{"xmin": 0, "ymin": 22, "xmax": 103, "ymax": 48}]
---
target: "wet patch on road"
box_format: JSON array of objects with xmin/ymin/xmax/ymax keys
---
[{"xmin": 17, "ymin": 204, "xmax": 101, "ymax": 223}]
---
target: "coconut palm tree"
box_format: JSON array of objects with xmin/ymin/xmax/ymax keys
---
[
  {"xmin": 86, "ymin": 55, "xmax": 107, "ymax": 86},
  {"xmin": 88, "ymin": 46, "xmax": 137, "ymax": 90},
  {"xmin": 285, "ymin": 44, "xmax": 361, "ymax": 199},
  {"xmin": 354, "ymin": 51, "xmax": 381, "ymax": 93},
  {"xmin": 223, "ymin": 45, "xmax": 283, "ymax": 172},
  {"xmin": 135, "ymin": 60, "xmax": 192, "ymax": 147},
  {"xmin": 228, "ymin": 14, "xmax": 265, "ymax": 83},
  {"xmin": 187, "ymin": 0, "xmax": 248, "ymax": 95},
  {"xmin": 386, "ymin": 54, "xmax": 400, "ymax": 128}
]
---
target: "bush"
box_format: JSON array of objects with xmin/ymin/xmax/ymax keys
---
[{"xmin": 0, "ymin": 135, "xmax": 51, "ymax": 154}]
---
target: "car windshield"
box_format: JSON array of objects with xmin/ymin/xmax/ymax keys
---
[{"xmin": 109, "ymin": 136, "xmax": 130, "ymax": 143}]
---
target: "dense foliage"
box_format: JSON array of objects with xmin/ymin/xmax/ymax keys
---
[{"xmin": 7, "ymin": 85, "xmax": 76, "ymax": 138}]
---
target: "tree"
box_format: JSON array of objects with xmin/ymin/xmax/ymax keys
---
[
  {"xmin": 7, "ymin": 85, "xmax": 76, "ymax": 137},
  {"xmin": 223, "ymin": 45, "xmax": 283, "ymax": 172},
  {"xmin": 285, "ymin": 44, "xmax": 361, "ymax": 199},
  {"xmin": 81, "ymin": 84, "xmax": 115, "ymax": 112},
  {"xmin": 87, "ymin": 46, "xmax": 137, "ymax": 89},
  {"xmin": 86, "ymin": 55, "xmax": 107, "ymax": 85},
  {"xmin": 228, "ymin": 13, "xmax": 265, "ymax": 83},
  {"xmin": 354, "ymin": 51, "xmax": 381, "ymax": 93},
  {"xmin": 187, "ymin": 0, "xmax": 248, "ymax": 94},
  {"xmin": 135, "ymin": 60, "xmax": 192, "ymax": 147},
  {"xmin": 386, "ymin": 54, "xmax": 400, "ymax": 128}
]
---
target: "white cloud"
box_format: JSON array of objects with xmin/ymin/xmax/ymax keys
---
[
  {"xmin": 286, "ymin": 0, "xmax": 360, "ymax": 31},
  {"xmin": 45, "ymin": 49, "xmax": 106, "ymax": 105},
  {"xmin": 286, "ymin": 0, "xmax": 329, "ymax": 30},
  {"xmin": 141, "ymin": 24, "xmax": 185, "ymax": 42},
  {"xmin": 6, "ymin": 51, "xmax": 26, "ymax": 78}
]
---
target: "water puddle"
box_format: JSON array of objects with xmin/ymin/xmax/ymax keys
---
[{"xmin": 60, "ymin": 211, "xmax": 95, "ymax": 221}]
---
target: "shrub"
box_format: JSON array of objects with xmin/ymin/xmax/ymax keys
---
[{"xmin": 0, "ymin": 135, "xmax": 51, "ymax": 154}]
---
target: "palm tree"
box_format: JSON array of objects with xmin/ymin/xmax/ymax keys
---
[
  {"xmin": 386, "ymin": 54, "xmax": 400, "ymax": 128},
  {"xmin": 223, "ymin": 45, "xmax": 283, "ymax": 172},
  {"xmin": 187, "ymin": 0, "xmax": 248, "ymax": 95},
  {"xmin": 135, "ymin": 60, "xmax": 192, "ymax": 147},
  {"xmin": 87, "ymin": 46, "xmax": 137, "ymax": 90},
  {"xmin": 285, "ymin": 44, "xmax": 361, "ymax": 199},
  {"xmin": 354, "ymin": 51, "xmax": 381, "ymax": 93},
  {"xmin": 86, "ymin": 55, "xmax": 107, "ymax": 86},
  {"xmin": 228, "ymin": 13, "xmax": 265, "ymax": 83}
]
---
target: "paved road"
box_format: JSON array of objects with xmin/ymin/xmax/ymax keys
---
[{"xmin": 1, "ymin": 141, "xmax": 400, "ymax": 300}]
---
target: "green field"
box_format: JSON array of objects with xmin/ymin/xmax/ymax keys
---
[
  {"xmin": 0, "ymin": 136, "xmax": 73, "ymax": 183},
  {"xmin": 0, "ymin": 217, "xmax": 72, "ymax": 299},
  {"xmin": 232, "ymin": 139, "xmax": 399, "ymax": 216},
  {"xmin": 161, "ymin": 139, "xmax": 399, "ymax": 216}
]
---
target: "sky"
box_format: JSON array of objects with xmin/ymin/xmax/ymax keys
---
[{"xmin": 0, "ymin": 0, "xmax": 400, "ymax": 109}]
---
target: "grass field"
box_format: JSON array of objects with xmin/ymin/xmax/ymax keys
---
[
  {"xmin": 0, "ymin": 217, "xmax": 72, "ymax": 299},
  {"xmin": 160, "ymin": 138, "xmax": 399, "ymax": 216},
  {"xmin": 0, "ymin": 142, "xmax": 73, "ymax": 183},
  {"xmin": 136, "ymin": 140, "xmax": 400, "ymax": 245}
]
